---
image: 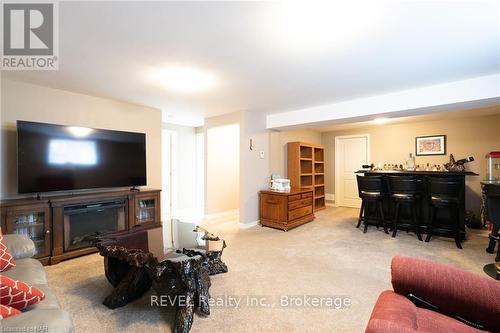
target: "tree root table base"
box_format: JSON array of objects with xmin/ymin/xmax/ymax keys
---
[{"xmin": 96, "ymin": 226, "xmax": 227, "ymax": 333}]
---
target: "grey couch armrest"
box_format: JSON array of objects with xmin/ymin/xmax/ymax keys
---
[
  {"xmin": 1, "ymin": 309, "xmax": 74, "ymax": 333},
  {"xmin": 3, "ymin": 234, "xmax": 36, "ymax": 259}
]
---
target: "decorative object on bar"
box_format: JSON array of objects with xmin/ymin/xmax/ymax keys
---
[
  {"xmin": 444, "ymin": 154, "xmax": 475, "ymax": 172},
  {"xmin": 387, "ymin": 176, "xmax": 423, "ymax": 241},
  {"xmin": 356, "ymin": 175, "xmax": 389, "ymax": 234},
  {"xmin": 362, "ymin": 163, "xmax": 375, "ymax": 171},
  {"xmin": 486, "ymin": 151, "xmax": 500, "ymax": 181},
  {"xmin": 406, "ymin": 153, "xmax": 416, "ymax": 171},
  {"xmin": 425, "ymin": 177, "xmax": 464, "ymax": 249},
  {"xmin": 415, "ymin": 135, "xmax": 446, "ymax": 156}
]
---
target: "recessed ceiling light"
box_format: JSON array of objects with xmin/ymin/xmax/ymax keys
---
[
  {"xmin": 373, "ymin": 117, "xmax": 390, "ymax": 125},
  {"xmin": 155, "ymin": 66, "xmax": 218, "ymax": 93}
]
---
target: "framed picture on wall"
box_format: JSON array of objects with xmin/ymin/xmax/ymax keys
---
[{"xmin": 415, "ymin": 135, "xmax": 446, "ymax": 156}]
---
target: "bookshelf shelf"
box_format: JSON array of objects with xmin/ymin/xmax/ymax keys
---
[{"xmin": 287, "ymin": 142, "xmax": 326, "ymax": 212}]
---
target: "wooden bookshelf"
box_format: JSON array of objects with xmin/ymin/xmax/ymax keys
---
[{"xmin": 287, "ymin": 142, "xmax": 326, "ymax": 211}]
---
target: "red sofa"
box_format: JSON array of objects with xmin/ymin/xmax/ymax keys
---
[{"xmin": 365, "ymin": 256, "xmax": 500, "ymax": 333}]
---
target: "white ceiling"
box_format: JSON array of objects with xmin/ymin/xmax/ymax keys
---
[{"xmin": 3, "ymin": 1, "xmax": 500, "ymax": 126}]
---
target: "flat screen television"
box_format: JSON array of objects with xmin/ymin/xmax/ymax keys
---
[{"xmin": 17, "ymin": 121, "xmax": 147, "ymax": 193}]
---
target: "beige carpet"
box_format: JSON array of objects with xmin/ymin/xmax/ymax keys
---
[{"xmin": 45, "ymin": 207, "xmax": 494, "ymax": 333}]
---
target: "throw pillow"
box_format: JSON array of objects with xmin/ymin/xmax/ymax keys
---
[
  {"xmin": 0, "ymin": 228, "xmax": 16, "ymax": 272},
  {"xmin": 0, "ymin": 304, "xmax": 21, "ymax": 319},
  {"xmin": 0, "ymin": 275, "xmax": 45, "ymax": 310}
]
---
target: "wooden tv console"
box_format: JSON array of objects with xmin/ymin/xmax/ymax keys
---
[{"xmin": 0, "ymin": 188, "xmax": 161, "ymax": 265}]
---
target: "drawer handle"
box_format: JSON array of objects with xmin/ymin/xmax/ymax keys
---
[{"xmin": 267, "ymin": 199, "xmax": 278, "ymax": 204}]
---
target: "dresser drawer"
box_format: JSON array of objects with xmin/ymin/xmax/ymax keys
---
[
  {"xmin": 301, "ymin": 192, "xmax": 313, "ymax": 199},
  {"xmin": 288, "ymin": 194, "xmax": 302, "ymax": 202},
  {"xmin": 288, "ymin": 206, "xmax": 312, "ymax": 221},
  {"xmin": 260, "ymin": 194, "xmax": 287, "ymax": 222},
  {"xmin": 288, "ymin": 198, "xmax": 312, "ymax": 210}
]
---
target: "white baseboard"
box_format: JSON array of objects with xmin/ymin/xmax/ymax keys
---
[
  {"xmin": 239, "ymin": 220, "xmax": 259, "ymax": 229},
  {"xmin": 204, "ymin": 209, "xmax": 239, "ymax": 220}
]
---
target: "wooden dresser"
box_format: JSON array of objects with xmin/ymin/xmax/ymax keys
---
[{"xmin": 259, "ymin": 188, "xmax": 315, "ymax": 231}]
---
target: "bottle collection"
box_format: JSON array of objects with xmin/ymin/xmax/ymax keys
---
[
  {"xmin": 367, "ymin": 153, "xmax": 475, "ymax": 172},
  {"xmin": 379, "ymin": 162, "xmax": 446, "ymax": 172}
]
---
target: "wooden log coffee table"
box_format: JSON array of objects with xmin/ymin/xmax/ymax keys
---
[{"xmin": 96, "ymin": 223, "xmax": 227, "ymax": 333}]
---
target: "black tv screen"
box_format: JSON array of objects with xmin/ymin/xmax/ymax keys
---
[{"xmin": 17, "ymin": 121, "xmax": 147, "ymax": 193}]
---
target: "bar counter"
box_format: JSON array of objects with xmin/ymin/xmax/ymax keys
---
[
  {"xmin": 356, "ymin": 170, "xmax": 479, "ymax": 176},
  {"xmin": 356, "ymin": 170, "xmax": 479, "ymax": 239}
]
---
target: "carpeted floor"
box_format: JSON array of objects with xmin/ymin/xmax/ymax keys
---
[{"xmin": 45, "ymin": 207, "xmax": 494, "ymax": 333}]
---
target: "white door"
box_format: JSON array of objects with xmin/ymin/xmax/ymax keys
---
[
  {"xmin": 335, "ymin": 135, "xmax": 370, "ymax": 208},
  {"xmin": 161, "ymin": 129, "xmax": 175, "ymax": 219}
]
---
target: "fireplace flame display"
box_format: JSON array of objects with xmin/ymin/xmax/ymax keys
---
[{"xmin": 63, "ymin": 200, "xmax": 127, "ymax": 252}]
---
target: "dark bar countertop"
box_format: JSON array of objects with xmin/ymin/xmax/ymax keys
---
[{"xmin": 356, "ymin": 170, "xmax": 479, "ymax": 176}]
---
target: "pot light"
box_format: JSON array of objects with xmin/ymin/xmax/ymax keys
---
[
  {"xmin": 373, "ymin": 118, "xmax": 390, "ymax": 125},
  {"xmin": 67, "ymin": 126, "xmax": 93, "ymax": 137},
  {"xmin": 156, "ymin": 66, "xmax": 218, "ymax": 93}
]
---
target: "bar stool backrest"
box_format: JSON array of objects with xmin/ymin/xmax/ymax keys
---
[
  {"xmin": 485, "ymin": 184, "xmax": 500, "ymax": 227},
  {"xmin": 356, "ymin": 175, "xmax": 385, "ymax": 197},
  {"xmin": 388, "ymin": 176, "xmax": 418, "ymax": 195},
  {"xmin": 427, "ymin": 177, "xmax": 462, "ymax": 199}
]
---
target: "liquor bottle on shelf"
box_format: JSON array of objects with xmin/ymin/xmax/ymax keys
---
[{"xmin": 406, "ymin": 153, "xmax": 416, "ymax": 171}]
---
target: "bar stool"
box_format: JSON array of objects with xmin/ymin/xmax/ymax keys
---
[
  {"xmin": 425, "ymin": 177, "xmax": 463, "ymax": 249},
  {"xmin": 387, "ymin": 176, "xmax": 423, "ymax": 240},
  {"xmin": 356, "ymin": 175, "xmax": 389, "ymax": 234}
]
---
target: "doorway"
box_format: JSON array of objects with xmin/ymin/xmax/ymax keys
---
[
  {"xmin": 335, "ymin": 134, "xmax": 370, "ymax": 208},
  {"xmin": 162, "ymin": 129, "xmax": 176, "ymax": 219}
]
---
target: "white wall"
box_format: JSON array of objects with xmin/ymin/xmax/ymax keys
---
[
  {"xmin": 0, "ymin": 79, "xmax": 162, "ymax": 199},
  {"xmin": 205, "ymin": 122, "xmax": 240, "ymax": 215},
  {"xmin": 269, "ymin": 129, "xmax": 322, "ymax": 178},
  {"xmin": 239, "ymin": 112, "xmax": 270, "ymax": 225}
]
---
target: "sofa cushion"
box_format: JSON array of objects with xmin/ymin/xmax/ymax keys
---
[
  {"xmin": 0, "ymin": 309, "xmax": 74, "ymax": 333},
  {"xmin": 365, "ymin": 291, "xmax": 486, "ymax": 333},
  {"xmin": 0, "ymin": 304, "xmax": 21, "ymax": 319},
  {"xmin": 3, "ymin": 234, "xmax": 36, "ymax": 259},
  {"xmin": 0, "ymin": 275, "xmax": 45, "ymax": 310},
  {"xmin": 0, "ymin": 228, "xmax": 16, "ymax": 271},
  {"xmin": 25, "ymin": 284, "xmax": 61, "ymax": 311},
  {"xmin": 2, "ymin": 258, "xmax": 48, "ymax": 285}
]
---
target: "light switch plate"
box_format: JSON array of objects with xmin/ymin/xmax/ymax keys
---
[{"xmin": 260, "ymin": 151, "xmax": 265, "ymax": 159}]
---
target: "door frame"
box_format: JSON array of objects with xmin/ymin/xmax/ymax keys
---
[
  {"xmin": 161, "ymin": 129, "xmax": 177, "ymax": 220},
  {"xmin": 334, "ymin": 134, "xmax": 370, "ymax": 207}
]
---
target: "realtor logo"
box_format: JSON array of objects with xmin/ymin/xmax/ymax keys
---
[{"xmin": 1, "ymin": 1, "xmax": 59, "ymax": 70}]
